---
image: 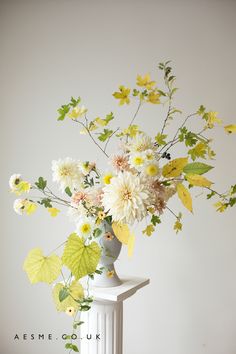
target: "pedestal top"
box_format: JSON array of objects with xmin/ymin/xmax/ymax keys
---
[{"xmin": 90, "ymin": 276, "xmax": 150, "ymax": 302}]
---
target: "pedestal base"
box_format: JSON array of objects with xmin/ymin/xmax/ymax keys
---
[{"xmin": 80, "ymin": 276, "xmax": 149, "ymax": 354}]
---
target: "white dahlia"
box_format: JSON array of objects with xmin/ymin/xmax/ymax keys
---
[
  {"xmin": 102, "ymin": 171, "xmax": 152, "ymax": 224},
  {"xmin": 52, "ymin": 158, "xmax": 83, "ymax": 191},
  {"xmin": 128, "ymin": 133, "xmax": 155, "ymax": 153}
]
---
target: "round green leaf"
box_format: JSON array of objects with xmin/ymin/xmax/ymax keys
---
[{"xmin": 62, "ymin": 233, "xmax": 101, "ymax": 279}]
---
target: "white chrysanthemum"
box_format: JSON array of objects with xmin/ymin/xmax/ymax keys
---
[
  {"xmin": 102, "ymin": 171, "xmax": 152, "ymax": 224},
  {"xmin": 9, "ymin": 174, "xmax": 22, "ymax": 191},
  {"xmin": 128, "ymin": 133, "xmax": 155, "ymax": 153},
  {"xmin": 13, "ymin": 199, "xmax": 26, "ymax": 215},
  {"xmin": 52, "ymin": 158, "xmax": 83, "ymax": 191},
  {"xmin": 129, "ymin": 153, "xmax": 146, "ymax": 171}
]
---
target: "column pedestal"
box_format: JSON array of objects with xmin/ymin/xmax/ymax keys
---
[{"xmin": 80, "ymin": 276, "xmax": 149, "ymax": 354}]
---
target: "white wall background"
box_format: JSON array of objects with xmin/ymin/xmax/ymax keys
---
[{"xmin": 1, "ymin": 0, "xmax": 236, "ymax": 353}]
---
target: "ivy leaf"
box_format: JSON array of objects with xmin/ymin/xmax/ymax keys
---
[
  {"xmin": 174, "ymin": 219, "xmax": 182, "ymax": 233},
  {"xmin": 183, "ymin": 162, "xmax": 213, "ymax": 175},
  {"xmin": 188, "ymin": 142, "xmax": 207, "ymax": 161},
  {"xmin": 65, "ymin": 187, "xmax": 72, "ymax": 197},
  {"xmin": 185, "ymin": 174, "xmax": 213, "ymax": 188},
  {"xmin": 151, "ymin": 215, "xmax": 161, "ymax": 226},
  {"xmin": 155, "ymin": 133, "xmax": 167, "ymax": 146},
  {"xmin": 162, "ymin": 157, "xmax": 188, "ymax": 178},
  {"xmin": 23, "ymin": 248, "xmax": 62, "ymax": 284},
  {"xmin": 142, "ymin": 224, "xmax": 155, "ymax": 236},
  {"xmin": 52, "ymin": 281, "xmax": 84, "ymax": 312},
  {"xmin": 57, "ymin": 104, "xmax": 70, "ymax": 121},
  {"xmin": 98, "ymin": 129, "xmax": 113, "ymax": 142},
  {"xmin": 35, "ymin": 177, "xmax": 47, "ymax": 190},
  {"xmin": 70, "ymin": 96, "xmax": 81, "ymax": 107},
  {"xmin": 177, "ymin": 183, "xmax": 193, "ymax": 213},
  {"xmin": 39, "ymin": 198, "xmax": 52, "ymax": 208},
  {"xmin": 62, "ymin": 233, "xmax": 101, "ymax": 280}
]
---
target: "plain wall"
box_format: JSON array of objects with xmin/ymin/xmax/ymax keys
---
[{"xmin": 1, "ymin": 0, "xmax": 236, "ymax": 353}]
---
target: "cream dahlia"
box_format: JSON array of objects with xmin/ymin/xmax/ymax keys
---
[
  {"xmin": 102, "ymin": 171, "xmax": 152, "ymax": 224},
  {"xmin": 52, "ymin": 157, "xmax": 82, "ymax": 191}
]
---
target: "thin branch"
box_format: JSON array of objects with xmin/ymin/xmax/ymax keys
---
[
  {"xmin": 72, "ymin": 119, "xmax": 109, "ymax": 158},
  {"xmin": 104, "ymin": 127, "xmax": 120, "ymax": 152},
  {"xmin": 129, "ymin": 100, "xmax": 142, "ymax": 127}
]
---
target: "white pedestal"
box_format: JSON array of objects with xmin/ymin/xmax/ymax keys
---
[{"xmin": 79, "ymin": 276, "xmax": 149, "ymax": 354}]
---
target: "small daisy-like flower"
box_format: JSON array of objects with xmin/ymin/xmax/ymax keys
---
[
  {"xmin": 144, "ymin": 149, "xmax": 156, "ymax": 161},
  {"xmin": 145, "ymin": 164, "xmax": 160, "ymax": 177},
  {"xmin": 129, "ymin": 153, "xmax": 145, "ymax": 170},
  {"xmin": 103, "ymin": 173, "xmax": 113, "ymax": 185},
  {"xmin": 104, "ymin": 232, "xmax": 114, "ymax": 241},
  {"xmin": 79, "ymin": 161, "xmax": 96, "ymax": 175},
  {"xmin": 76, "ymin": 218, "xmax": 94, "ymax": 238},
  {"xmin": 65, "ymin": 306, "xmax": 76, "ymax": 316},
  {"xmin": 97, "ymin": 211, "xmax": 106, "ymax": 220},
  {"xmin": 107, "ymin": 270, "xmax": 114, "ymax": 278},
  {"xmin": 110, "ymin": 155, "xmax": 130, "ymax": 172}
]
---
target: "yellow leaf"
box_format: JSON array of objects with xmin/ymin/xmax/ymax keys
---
[
  {"xmin": 127, "ymin": 234, "xmax": 135, "ymax": 257},
  {"xmin": 174, "ymin": 220, "xmax": 182, "ymax": 233},
  {"xmin": 206, "ymin": 111, "xmax": 222, "ymax": 128},
  {"xmin": 113, "ymin": 86, "xmax": 131, "ymax": 105},
  {"xmin": 94, "ymin": 117, "xmax": 107, "ymax": 126},
  {"xmin": 14, "ymin": 181, "xmax": 31, "ymax": 195},
  {"xmin": 146, "ymin": 91, "xmax": 160, "ymax": 104},
  {"xmin": 224, "ymin": 124, "xmax": 236, "ymax": 134},
  {"xmin": 48, "ymin": 207, "xmax": 60, "ymax": 217},
  {"xmin": 162, "ymin": 157, "xmax": 188, "ymax": 178},
  {"xmin": 142, "ymin": 224, "xmax": 155, "ymax": 236},
  {"xmin": 112, "ymin": 222, "xmax": 131, "ymax": 245},
  {"xmin": 186, "ymin": 174, "xmax": 213, "ymax": 188},
  {"xmin": 177, "ymin": 183, "xmax": 193, "ymax": 213},
  {"xmin": 214, "ymin": 201, "xmax": 227, "ymax": 212},
  {"xmin": 25, "ymin": 201, "xmax": 37, "ymax": 215},
  {"xmin": 136, "ymin": 73, "xmax": 156, "ymax": 90}
]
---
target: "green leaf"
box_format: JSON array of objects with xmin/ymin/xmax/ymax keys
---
[
  {"xmin": 65, "ymin": 186, "xmax": 72, "ymax": 197},
  {"xmin": 52, "ymin": 280, "xmax": 84, "ymax": 312},
  {"xmin": 183, "ymin": 162, "xmax": 213, "ymax": 175},
  {"xmin": 197, "ymin": 105, "xmax": 206, "ymax": 116},
  {"xmin": 62, "ymin": 233, "xmax": 101, "ymax": 279},
  {"xmin": 65, "ymin": 343, "xmax": 79, "ymax": 352},
  {"xmin": 151, "ymin": 215, "xmax": 161, "ymax": 226},
  {"xmin": 57, "ymin": 104, "xmax": 70, "ymax": 121},
  {"xmin": 23, "ymin": 248, "xmax": 62, "ymax": 284},
  {"xmin": 98, "ymin": 129, "xmax": 113, "ymax": 142},
  {"xmin": 155, "ymin": 133, "xmax": 167, "ymax": 146},
  {"xmin": 104, "ymin": 112, "xmax": 114, "ymax": 124},
  {"xmin": 59, "ymin": 287, "xmax": 69, "ymax": 302},
  {"xmin": 73, "ymin": 321, "xmax": 84, "ymax": 329},
  {"xmin": 70, "ymin": 96, "xmax": 81, "ymax": 107},
  {"xmin": 93, "ymin": 228, "xmax": 102, "ymax": 238},
  {"xmin": 35, "ymin": 177, "xmax": 47, "ymax": 190},
  {"xmin": 39, "ymin": 198, "xmax": 52, "ymax": 208}
]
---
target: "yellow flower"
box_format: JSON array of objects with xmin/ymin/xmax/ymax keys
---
[
  {"xmin": 145, "ymin": 164, "xmax": 159, "ymax": 177},
  {"xmin": 146, "ymin": 91, "xmax": 161, "ymax": 104},
  {"xmin": 65, "ymin": 306, "xmax": 76, "ymax": 316},
  {"xmin": 107, "ymin": 270, "xmax": 114, "ymax": 278},
  {"xmin": 79, "ymin": 222, "xmax": 92, "ymax": 236},
  {"xmin": 136, "ymin": 73, "xmax": 156, "ymax": 90},
  {"xmin": 113, "ymin": 86, "xmax": 131, "ymax": 105},
  {"xmin": 97, "ymin": 211, "xmax": 106, "ymax": 220},
  {"xmin": 206, "ymin": 111, "xmax": 222, "ymax": 129},
  {"xmin": 47, "ymin": 207, "xmax": 60, "ymax": 217},
  {"xmin": 68, "ymin": 105, "xmax": 87, "ymax": 119},
  {"xmin": 103, "ymin": 173, "xmax": 113, "ymax": 185}
]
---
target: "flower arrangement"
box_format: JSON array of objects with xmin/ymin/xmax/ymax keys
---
[{"xmin": 9, "ymin": 61, "xmax": 236, "ymax": 352}]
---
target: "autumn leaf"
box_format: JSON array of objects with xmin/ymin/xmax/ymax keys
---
[
  {"xmin": 224, "ymin": 124, "xmax": 236, "ymax": 134},
  {"xmin": 177, "ymin": 183, "xmax": 193, "ymax": 213},
  {"xmin": 162, "ymin": 157, "xmax": 188, "ymax": 178},
  {"xmin": 142, "ymin": 224, "xmax": 155, "ymax": 236},
  {"xmin": 185, "ymin": 174, "xmax": 213, "ymax": 188},
  {"xmin": 48, "ymin": 207, "xmax": 60, "ymax": 217},
  {"xmin": 113, "ymin": 86, "xmax": 131, "ymax": 105}
]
